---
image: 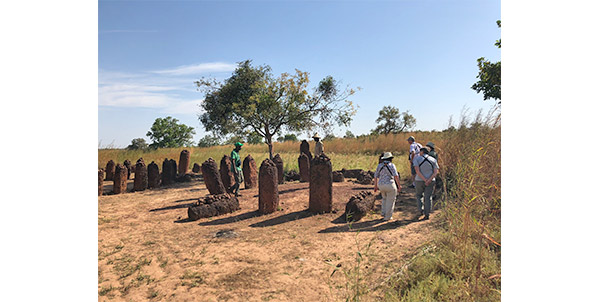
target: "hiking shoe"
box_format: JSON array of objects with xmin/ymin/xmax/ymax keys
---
[
  {"xmin": 423, "ymin": 215, "xmax": 429, "ymax": 220},
  {"xmin": 420, "ymin": 210, "xmax": 424, "ymax": 216}
]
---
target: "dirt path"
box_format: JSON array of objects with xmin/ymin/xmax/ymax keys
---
[{"xmin": 98, "ymin": 177, "xmax": 441, "ymax": 301}]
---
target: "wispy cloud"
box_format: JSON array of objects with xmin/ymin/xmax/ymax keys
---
[{"xmin": 152, "ymin": 62, "xmax": 237, "ymax": 76}]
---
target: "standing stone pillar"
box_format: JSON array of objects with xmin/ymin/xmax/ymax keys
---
[
  {"xmin": 220, "ymin": 155, "xmax": 235, "ymax": 192},
  {"xmin": 202, "ymin": 158, "xmax": 226, "ymax": 195},
  {"xmin": 298, "ymin": 153, "xmax": 310, "ymax": 183},
  {"xmin": 192, "ymin": 163, "xmax": 201, "ymax": 173},
  {"xmin": 105, "ymin": 160, "xmax": 116, "ymax": 181},
  {"xmin": 162, "ymin": 159, "xmax": 177, "ymax": 186},
  {"xmin": 134, "ymin": 158, "xmax": 148, "ymax": 191},
  {"xmin": 98, "ymin": 169, "xmax": 104, "ymax": 196},
  {"xmin": 148, "ymin": 161, "xmax": 160, "ymax": 188},
  {"xmin": 178, "ymin": 150, "xmax": 191, "ymax": 176},
  {"xmin": 113, "ymin": 164, "xmax": 128, "ymax": 194},
  {"xmin": 309, "ymin": 154, "xmax": 333, "ymax": 213},
  {"xmin": 259, "ymin": 158, "xmax": 279, "ymax": 214},
  {"xmin": 243, "ymin": 154, "xmax": 258, "ymax": 189},
  {"xmin": 123, "ymin": 159, "xmax": 133, "ymax": 179},
  {"xmin": 272, "ymin": 154, "xmax": 284, "ymax": 184},
  {"xmin": 300, "ymin": 140, "xmax": 313, "ymax": 160}
]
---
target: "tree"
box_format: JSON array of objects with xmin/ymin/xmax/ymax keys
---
[
  {"xmin": 197, "ymin": 60, "xmax": 357, "ymax": 158},
  {"xmin": 146, "ymin": 116, "xmax": 196, "ymax": 149},
  {"xmin": 277, "ymin": 134, "xmax": 298, "ymax": 142},
  {"xmin": 198, "ymin": 134, "xmax": 221, "ymax": 148},
  {"xmin": 371, "ymin": 106, "xmax": 416, "ymax": 135},
  {"xmin": 344, "ymin": 130, "xmax": 355, "ymax": 139},
  {"xmin": 472, "ymin": 20, "xmax": 501, "ymax": 103},
  {"xmin": 126, "ymin": 138, "xmax": 148, "ymax": 150}
]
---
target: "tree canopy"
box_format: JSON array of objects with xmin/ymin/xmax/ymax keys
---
[
  {"xmin": 472, "ymin": 20, "xmax": 501, "ymax": 103},
  {"xmin": 146, "ymin": 116, "xmax": 196, "ymax": 149},
  {"xmin": 197, "ymin": 60, "xmax": 357, "ymax": 158},
  {"xmin": 126, "ymin": 138, "xmax": 148, "ymax": 150},
  {"xmin": 371, "ymin": 106, "xmax": 416, "ymax": 134}
]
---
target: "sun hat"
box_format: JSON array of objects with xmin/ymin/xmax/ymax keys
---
[
  {"xmin": 381, "ymin": 152, "xmax": 394, "ymax": 160},
  {"xmin": 420, "ymin": 148, "xmax": 429, "ymax": 154},
  {"xmin": 426, "ymin": 142, "xmax": 435, "ymax": 149},
  {"xmin": 407, "ymin": 136, "xmax": 415, "ymax": 142},
  {"xmin": 234, "ymin": 142, "xmax": 243, "ymax": 147},
  {"xmin": 312, "ymin": 133, "xmax": 321, "ymax": 139}
]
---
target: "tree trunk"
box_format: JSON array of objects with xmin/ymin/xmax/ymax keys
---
[{"xmin": 266, "ymin": 134, "xmax": 274, "ymax": 159}]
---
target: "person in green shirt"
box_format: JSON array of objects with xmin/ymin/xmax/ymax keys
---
[{"xmin": 231, "ymin": 142, "xmax": 244, "ymax": 197}]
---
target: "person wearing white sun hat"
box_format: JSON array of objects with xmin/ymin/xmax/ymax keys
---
[
  {"xmin": 374, "ymin": 152, "xmax": 401, "ymax": 221},
  {"xmin": 313, "ymin": 133, "xmax": 324, "ymax": 156}
]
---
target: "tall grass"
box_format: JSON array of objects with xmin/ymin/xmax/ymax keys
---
[
  {"xmin": 98, "ymin": 132, "xmax": 444, "ymax": 177},
  {"xmin": 384, "ymin": 108, "xmax": 501, "ymax": 301}
]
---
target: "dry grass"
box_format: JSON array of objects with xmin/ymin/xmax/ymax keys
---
[{"xmin": 382, "ymin": 108, "xmax": 501, "ymax": 301}]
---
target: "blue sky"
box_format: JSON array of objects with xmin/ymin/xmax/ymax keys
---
[{"xmin": 99, "ymin": 0, "xmax": 501, "ymax": 148}]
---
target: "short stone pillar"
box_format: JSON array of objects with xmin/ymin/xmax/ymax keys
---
[
  {"xmin": 242, "ymin": 155, "xmax": 258, "ymax": 189},
  {"xmin": 179, "ymin": 150, "xmax": 191, "ymax": 176},
  {"xmin": 309, "ymin": 154, "xmax": 333, "ymax": 213},
  {"xmin": 344, "ymin": 191, "xmax": 375, "ymax": 222},
  {"xmin": 134, "ymin": 158, "xmax": 148, "ymax": 191},
  {"xmin": 162, "ymin": 159, "xmax": 177, "ymax": 186},
  {"xmin": 220, "ymin": 155, "xmax": 235, "ymax": 192},
  {"xmin": 259, "ymin": 158, "xmax": 279, "ymax": 214},
  {"xmin": 113, "ymin": 164, "xmax": 128, "ymax": 194},
  {"xmin": 272, "ymin": 154, "xmax": 284, "ymax": 184},
  {"xmin": 98, "ymin": 169, "xmax": 104, "ymax": 196},
  {"xmin": 300, "ymin": 140, "xmax": 313, "ymax": 160},
  {"xmin": 192, "ymin": 163, "xmax": 201, "ymax": 173},
  {"xmin": 105, "ymin": 160, "xmax": 116, "ymax": 181},
  {"xmin": 298, "ymin": 153, "xmax": 310, "ymax": 183},
  {"xmin": 202, "ymin": 158, "xmax": 226, "ymax": 195},
  {"xmin": 123, "ymin": 159, "xmax": 133, "ymax": 179},
  {"xmin": 148, "ymin": 161, "xmax": 160, "ymax": 188}
]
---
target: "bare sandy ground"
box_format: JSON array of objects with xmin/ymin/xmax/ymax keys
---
[{"xmin": 98, "ymin": 176, "xmax": 440, "ymax": 301}]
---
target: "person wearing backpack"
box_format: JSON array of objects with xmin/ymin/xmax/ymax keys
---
[
  {"xmin": 374, "ymin": 152, "xmax": 402, "ymax": 221},
  {"xmin": 407, "ymin": 136, "xmax": 422, "ymax": 188},
  {"xmin": 413, "ymin": 147, "xmax": 439, "ymax": 220}
]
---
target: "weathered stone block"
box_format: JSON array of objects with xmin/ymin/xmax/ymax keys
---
[
  {"xmin": 98, "ymin": 169, "xmax": 104, "ymax": 196},
  {"xmin": 309, "ymin": 154, "xmax": 333, "ymax": 213},
  {"xmin": 272, "ymin": 153, "xmax": 284, "ymax": 184},
  {"xmin": 192, "ymin": 163, "xmax": 201, "ymax": 173},
  {"xmin": 300, "ymin": 140, "xmax": 313, "ymax": 160},
  {"xmin": 344, "ymin": 191, "xmax": 375, "ymax": 222},
  {"xmin": 113, "ymin": 164, "xmax": 128, "ymax": 194},
  {"xmin": 148, "ymin": 161, "xmax": 160, "ymax": 188},
  {"xmin": 341, "ymin": 168, "xmax": 363, "ymax": 179},
  {"xmin": 333, "ymin": 171, "xmax": 345, "ymax": 182},
  {"xmin": 220, "ymin": 155, "xmax": 235, "ymax": 192},
  {"xmin": 242, "ymin": 155, "xmax": 258, "ymax": 189},
  {"xmin": 202, "ymin": 158, "xmax": 226, "ymax": 195},
  {"xmin": 298, "ymin": 153, "xmax": 310, "ymax": 183},
  {"xmin": 187, "ymin": 194, "xmax": 240, "ymax": 220},
  {"xmin": 123, "ymin": 159, "xmax": 133, "ymax": 179},
  {"xmin": 161, "ymin": 159, "xmax": 177, "ymax": 186},
  {"xmin": 134, "ymin": 158, "xmax": 148, "ymax": 191},
  {"xmin": 179, "ymin": 150, "xmax": 191, "ymax": 176},
  {"xmin": 105, "ymin": 160, "xmax": 116, "ymax": 181},
  {"xmin": 285, "ymin": 170, "xmax": 301, "ymax": 182},
  {"xmin": 259, "ymin": 158, "xmax": 279, "ymax": 214}
]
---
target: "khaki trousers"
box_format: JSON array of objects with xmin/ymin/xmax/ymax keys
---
[{"xmin": 379, "ymin": 183, "xmax": 397, "ymax": 220}]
